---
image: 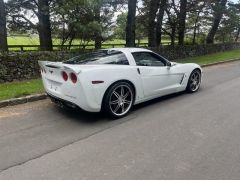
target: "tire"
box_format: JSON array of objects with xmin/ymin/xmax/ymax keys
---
[
  {"xmin": 102, "ymin": 82, "xmax": 134, "ymax": 118},
  {"xmin": 186, "ymin": 69, "xmax": 202, "ymax": 93}
]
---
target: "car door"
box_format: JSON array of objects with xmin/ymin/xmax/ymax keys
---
[{"xmin": 132, "ymin": 52, "xmax": 184, "ymax": 98}]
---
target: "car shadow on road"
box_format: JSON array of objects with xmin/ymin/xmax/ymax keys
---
[
  {"xmin": 53, "ymin": 105, "xmax": 105, "ymax": 123},
  {"xmin": 132, "ymin": 91, "xmax": 186, "ymax": 111},
  {"xmin": 51, "ymin": 91, "xmax": 189, "ymax": 124}
]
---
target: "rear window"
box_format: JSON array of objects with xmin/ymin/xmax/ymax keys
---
[{"xmin": 64, "ymin": 50, "xmax": 129, "ymax": 65}]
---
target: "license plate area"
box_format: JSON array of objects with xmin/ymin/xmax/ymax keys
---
[{"xmin": 48, "ymin": 80, "xmax": 61, "ymax": 92}]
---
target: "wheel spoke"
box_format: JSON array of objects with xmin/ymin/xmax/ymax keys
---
[
  {"xmin": 121, "ymin": 104, "xmax": 125, "ymax": 113},
  {"xmin": 194, "ymin": 74, "xmax": 199, "ymax": 81},
  {"xmin": 123, "ymin": 100, "xmax": 131, "ymax": 104},
  {"xmin": 190, "ymin": 82, "xmax": 195, "ymax": 88},
  {"xmin": 123, "ymin": 91, "xmax": 130, "ymax": 99},
  {"xmin": 110, "ymin": 100, "xmax": 119, "ymax": 105},
  {"xmin": 113, "ymin": 91, "xmax": 120, "ymax": 98},
  {"xmin": 191, "ymin": 74, "xmax": 195, "ymax": 81},
  {"xmin": 114, "ymin": 104, "xmax": 121, "ymax": 113},
  {"xmin": 120, "ymin": 86, "xmax": 124, "ymax": 97}
]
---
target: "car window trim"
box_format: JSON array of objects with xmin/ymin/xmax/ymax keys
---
[{"xmin": 132, "ymin": 51, "xmax": 170, "ymax": 67}]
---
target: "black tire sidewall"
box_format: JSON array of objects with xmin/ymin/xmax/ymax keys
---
[
  {"xmin": 102, "ymin": 82, "xmax": 134, "ymax": 119},
  {"xmin": 187, "ymin": 69, "xmax": 201, "ymax": 93}
]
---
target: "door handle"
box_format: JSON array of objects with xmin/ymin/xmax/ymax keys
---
[{"xmin": 137, "ymin": 68, "xmax": 141, "ymax": 74}]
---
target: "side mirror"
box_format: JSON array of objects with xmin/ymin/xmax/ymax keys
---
[
  {"xmin": 167, "ymin": 62, "xmax": 176, "ymax": 69},
  {"xmin": 167, "ymin": 62, "xmax": 172, "ymax": 68}
]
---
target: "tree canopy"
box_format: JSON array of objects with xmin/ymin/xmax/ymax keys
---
[{"xmin": 0, "ymin": 0, "xmax": 240, "ymax": 51}]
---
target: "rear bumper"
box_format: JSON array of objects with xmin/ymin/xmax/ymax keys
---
[
  {"xmin": 40, "ymin": 70, "xmax": 102, "ymax": 113},
  {"xmin": 45, "ymin": 87, "xmax": 101, "ymax": 112},
  {"xmin": 47, "ymin": 93, "xmax": 80, "ymax": 109}
]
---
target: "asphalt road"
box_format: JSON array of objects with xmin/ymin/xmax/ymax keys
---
[{"xmin": 0, "ymin": 61, "xmax": 240, "ymax": 180}]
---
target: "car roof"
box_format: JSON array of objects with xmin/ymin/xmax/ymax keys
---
[{"xmin": 107, "ymin": 48, "xmax": 152, "ymax": 53}]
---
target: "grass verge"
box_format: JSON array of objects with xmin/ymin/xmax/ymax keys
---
[
  {"xmin": 179, "ymin": 49, "xmax": 240, "ymax": 65},
  {"xmin": 0, "ymin": 79, "xmax": 44, "ymax": 101},
  {"xmin": 1, "ymin": 49, "xmax": 240, "ymax": 101}
]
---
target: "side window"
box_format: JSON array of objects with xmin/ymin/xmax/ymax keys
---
[
  {"xmin": 132, "ymin": 52, "xmax": 166, "ymax": 67},
  {"xmin": 86, "ymin": 53, "xmax": 129, "ymax": 65},
  {"xmin": 100, "ymin": 53, "xmax": 129, "ymax": 65}
]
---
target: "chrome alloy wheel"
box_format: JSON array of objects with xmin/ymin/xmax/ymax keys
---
[
  {"xmin": 189, "ymin": 70, "xmax": 201, "ymax": 92},
  {"xmin": 109, "ymin": 85, "xmax": 133, "ymax": 117}
]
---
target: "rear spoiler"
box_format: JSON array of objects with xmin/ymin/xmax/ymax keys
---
[{"xmin": 38, "ymin": 61, "xmax": 81, "ymax": 74}]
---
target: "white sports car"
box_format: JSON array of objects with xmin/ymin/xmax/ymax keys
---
[{"xmin": 39, "ymin": 48, "xmax": 202, "ymax": 118}]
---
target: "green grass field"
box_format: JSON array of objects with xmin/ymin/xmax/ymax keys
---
[
  {"xmin": 0, "ymin": 79, "xmax": 44, "ymax": 101},
  {"xmin": 0, "ymin": 49, "xmax": 240, "ymax": 101},
  {"xmin": 7, "ymin": 36, "xmax": 172, "ymax": 46},
  {"xmin": 7, "ymin": 36, "xmax": 172, "ymax": 51},
  {"xmin": 179, "ymin": 49, "xmax": 240, "ymax": 65},
  {"xmin": 7, "ymin": 36, "xmax": 150, "ymax": 45}
]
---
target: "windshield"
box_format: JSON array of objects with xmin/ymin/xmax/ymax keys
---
[{"xmin": 64, "ymin": 50, "xmax": 129, "ymax": 65}]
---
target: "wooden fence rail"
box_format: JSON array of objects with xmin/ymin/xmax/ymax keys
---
[{"xmin": 7, "ymin": 42, "xmax": 171, "ymax": 51}]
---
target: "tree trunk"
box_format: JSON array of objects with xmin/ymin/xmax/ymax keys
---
[
  {"xmin": 235, "ymin": 27, "xmax": 240, "ymax": 42},
  {"xmin": 68, "ymin": 33, "xmax": 75, "ymax": 50},
  {"xmin": 206, "ymin": 0, "xmax": 227, "ymax": 44},
  {"xmin": 94, "ymin": 3, "xmax": 102, "ymax": 49},
  {"xmin": 192, "ymin": 15, "xmax": 200, "ymax": 44},
  {"xmin": 156, "ymin": 0, "xmax": 167, "ymax": 46},
  {"xmin": 178, "ymin": 0, "xmax": 187, "ymax": 45},
  {"xmin": 38, "ymin": 0, "xmax": 53, "ymax": 51},
  {"xmin": 148, "ymin": 0, "xmax": 160, "ymax": 47},
  {"xmin": 0, "ymin": 0, "xmax": 8, "ymax": 51},
  {"xmin": 171, "ymin": 24, "xmax": 176, "ymax": 46},
  {"xmin": 126, "ymin": 0, "xmax": 137, "ymax": 47}
]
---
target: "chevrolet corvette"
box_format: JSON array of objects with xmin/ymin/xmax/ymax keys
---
[{"xmin": 39, "ymin": 48, "xmax": 202, "ymax": 118}]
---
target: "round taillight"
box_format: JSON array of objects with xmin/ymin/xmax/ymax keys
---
[
  {"xmin": 70, "ymin": 73, "xmax": 77, "ymax": 83},
  {"xmin": 62, "ymin": 71, "xmax": 68, "ymax": 81}
]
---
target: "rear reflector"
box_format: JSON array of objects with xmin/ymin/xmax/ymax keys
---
[
  {"xmin": 62, "ymin": 71, "xmax": 68, "ymax": 81},
  {"xmin": 41, "ymin": 68, "xmax": 46, "ymax": 74},
  {"xmin": 92, "ymin": 81, "xmax": 104, "ymax": 84},
  {"xmin": 70, "ymin": 73, "xmax": 77, "ymax": 83}
]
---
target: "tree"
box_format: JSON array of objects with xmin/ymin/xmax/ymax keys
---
[
  {"xmin": 114, "ymin": 12, "xmax": 147, "ymax": 44},
  {"xmin": 51, "ymin": 0, "xmax": 95, "ymax": 49},
  {"xmin": 178, "ymin": 0, "xmax": 187, "ymax": 45},
  {"xmin": 215, "ymin": 4, "xmax": 240, "ymax": 43},
  {"xmin": 156, "ymin": 0, "xmax": 167, "ymax": 46},
  {"xmin": 7, "ymin": 0, "xmax": 53, "ymax": 50},
  {"xmin": 235, "ymin": 27, "xmax": 240, "ymax": 41},
  {"xmin": 163, "ymin": 0, "xmax": 178, "ymax": 46},
  {"xmin": 148, "ymin": 0, "xmax": 160, "ymax": 47},
  {"xmin": 52, "ymin": 0, "xmax": 122, "ymax": 49},
  {"xmin": 38, "ymin": 0, "xmax": 53, "ymax": 51},
  {"xmin": 114, "ymin": 12, "xmax": 128, "ymax": 40},
  {"xmin": 187, "ymin": 0, "xmax": 208, "ymax": 44},
  {"xmin": 93, "ymin": 1, "xmax": 102, "ymax": 49},
  {"xmin": 206, "ymin": 0, "xmax": 228, "ymax": 44},
  {"xmin": 92, "ymin": 0, "xmax": 124, "ymax": 49},
  {"xmin": 228, "ymin": 2, "xmax": 240, "ymax": 42},
  {"xmin": 126, "ymin": 0, "xmax": 137, "ymax": 47},
  {"xmin": 0, "ymin": 0, "xmax": 8, "ymax": 51}
]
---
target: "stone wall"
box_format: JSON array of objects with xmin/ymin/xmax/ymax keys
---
[{"xmin": 1, "ymin": 43, "xmax": 240, "ymax": 83}]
